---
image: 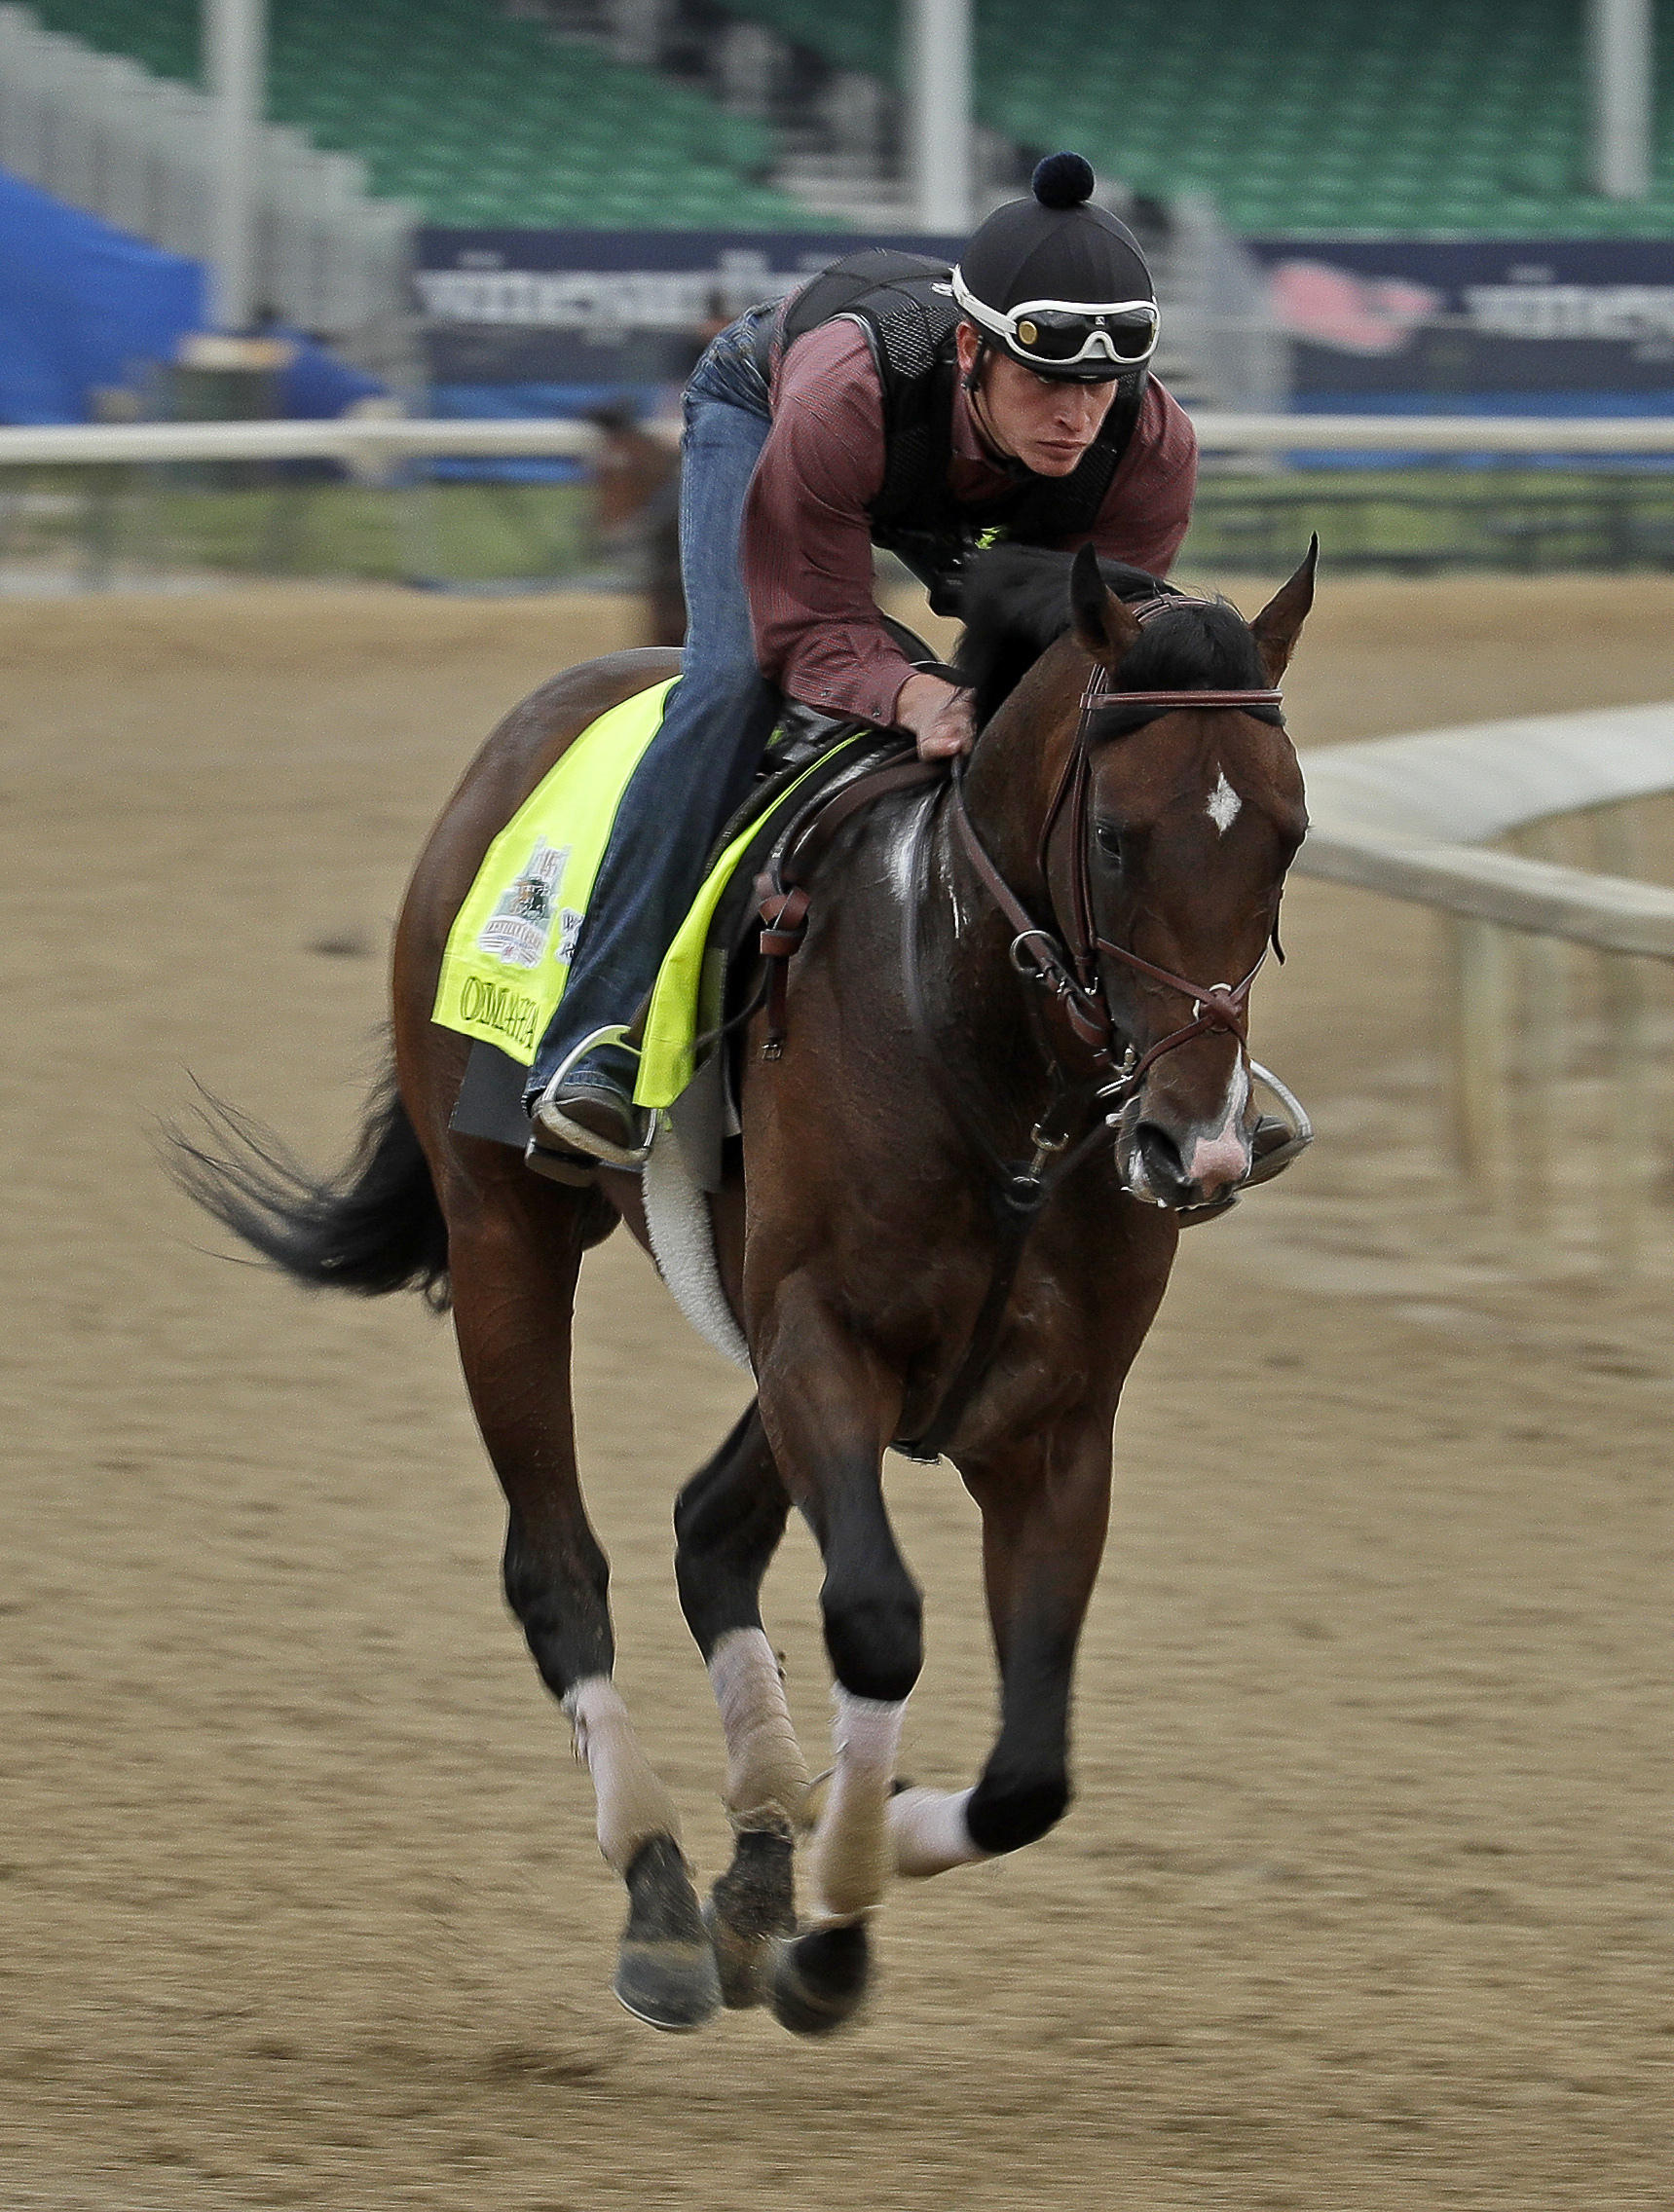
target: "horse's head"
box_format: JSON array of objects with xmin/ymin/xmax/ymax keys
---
[{"xmin": 1051, "ymin": 541, "xmax": 1314, "ymax": 1212}]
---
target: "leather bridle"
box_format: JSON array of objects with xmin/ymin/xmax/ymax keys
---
[{"xmin": 949, "ymin": 649, "xmax": 1286, "ymax": 1116}]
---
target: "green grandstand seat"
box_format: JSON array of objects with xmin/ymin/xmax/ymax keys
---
[
  {"xmin": 32, "ymin": 0, "xmax": 824, "ymax": 228},
  {"xmin": 35, "ymin": 0, "xmax": 1674, "ymax": 238},
  {"xmin": 725, "ymin": 0, "xmax": 1674, "ymax": 238}
]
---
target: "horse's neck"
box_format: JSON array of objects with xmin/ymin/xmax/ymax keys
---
[
  {"xmin": 959, "ymin": 641, "xmax": 1085, "ymax": 903},
  {"xmin": 911, "ymin": 694, "xmax": 1074, "ymax": 1093},
  {"xmin": 911, "ymin": 796, "xmax": 1045, "ymax": 1109},
  {"xmin": 907, "ymin": 643, "xmax": 1096, "ymax": 1112},
  {"xmin": 852, "ymin": 637, "xmax": 1085, "ymax": 1099}
]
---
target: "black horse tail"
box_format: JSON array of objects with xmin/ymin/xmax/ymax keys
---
[{"xmin": 168, "ymin": 1056, "xmax": 451, "ymax": 1311}]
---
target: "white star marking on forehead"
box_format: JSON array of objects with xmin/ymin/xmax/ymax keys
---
[{"xmin": 1207, "ymin": 769, "xmax": 1242, "ymax": 835}]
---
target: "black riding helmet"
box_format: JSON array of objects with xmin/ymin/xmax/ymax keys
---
[{"xmin": 951, "ymin": 153, "xmax": 1159, "ymax": 384}]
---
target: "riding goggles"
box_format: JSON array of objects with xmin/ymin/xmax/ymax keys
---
[{"xmin": 949, "ymin": 268, "xmax": 1161, "ymax": 376}]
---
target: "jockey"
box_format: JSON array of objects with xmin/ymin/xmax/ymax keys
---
[{"xmin": 527, "ymin": 151, "xmax": 1198, "ymax": 1174}]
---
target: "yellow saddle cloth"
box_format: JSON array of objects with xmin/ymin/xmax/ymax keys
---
[
  {"xmin": 431, "ymin": 678, "xmax": 844, "ymax": 1112},
  {"xmin": 431, "ymin": 679, "xmax": 674, "ymax": 1074}
]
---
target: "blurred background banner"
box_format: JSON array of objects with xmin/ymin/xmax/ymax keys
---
[
  {"xmin": 1249, "ymin": 238, "xmax": 1674, "ymax": 409},
  {"xmin": 416, "ymin": 225, "xmax": 960, "ymax": 396}
]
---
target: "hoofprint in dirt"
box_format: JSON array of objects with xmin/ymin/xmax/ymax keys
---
[{"xmin": 0, "ymin": 581, "xmax": 1666, "ymax": 2210}]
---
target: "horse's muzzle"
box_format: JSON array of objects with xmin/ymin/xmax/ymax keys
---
[
  {"xmin": 1113, "ymin": 1061, "xmax": 1315, "ymax": 1213},
  {"xmin": 1119, "ymin": 1110, "xmax": 1252, "ymax": 1211}
]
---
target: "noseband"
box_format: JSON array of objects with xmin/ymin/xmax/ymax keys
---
[{"xmin": 952, "ymin": 631, "xmax": 1285, "ymax": 1108}]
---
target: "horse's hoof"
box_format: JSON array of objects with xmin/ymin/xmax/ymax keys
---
[
  {"xmin": 768, "ymin": 1919, "xmax": 871, "ymax": 2038},
  {"xmin": 614, "ymin": 1833, "xmax": 722, "ymax": 2033},
  {"xmin": 703, "ymin": 1824, "xmax": 797, "ymax": 2009}
]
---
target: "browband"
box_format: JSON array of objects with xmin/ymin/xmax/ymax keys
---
[
  {"xmin": 1093, "ymin": 594, "xmax": 1285, "ymax": 723},
  {"xmin": 1087, "ymin": 687, "xmax": 1283, "ymax": 710}
]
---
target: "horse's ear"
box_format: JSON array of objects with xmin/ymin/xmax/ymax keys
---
[
  {"xmin": 1069, "ymin": 542, "xmax": 1142, "ymax": 667},
  {"xmin": 1249, "ymin": 535, "xmax": 1319, "ymax": 683}
]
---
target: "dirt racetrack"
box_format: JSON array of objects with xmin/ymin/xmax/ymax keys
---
[{"xmin": 1, "ymin": 576, "xmax": 1668, "ymax": 2210}]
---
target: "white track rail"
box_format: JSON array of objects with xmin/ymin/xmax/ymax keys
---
[
  {"xmin": 1297, "ymin": 703, "xmax": 1674, "ymax": 957},
  {"xmin": 6, "ymin": 412, "xmax": 1674, "ymax": 466},
  {"xmin": 1295, "ymin": 705, "xmax": 1674, "ymax": 1249},
  {"xmin": 1193, "ymin": 413, "xmax": 1674, "ymax": 455},
  {"xmin": 0, "ymin": 419, "xmax": 599, "ymax": 465}
]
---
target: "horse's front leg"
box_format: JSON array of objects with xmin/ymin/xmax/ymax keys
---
[
  {"xmin": 884, "ymin": 1417, "xmax": 1115, "ymax": 1881},
  {"xmin": 752, "ymin": 1276, "xmax": 921, "ymax": 2035}
]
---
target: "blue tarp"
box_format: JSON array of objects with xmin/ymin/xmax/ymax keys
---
[
  {"xmin": 275, "ymin": 333, "xmax": 385, "ymax": 420},
  {"xmin": 0, "ymin": 166, "xmax": 385, "ymax": 424},
  {"xmin": 0, "ymin": 166, "xmax": 203, "ymax": 424}
]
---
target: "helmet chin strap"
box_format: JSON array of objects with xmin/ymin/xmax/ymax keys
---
[
  {"xmin": 963, "ymin": 341, "xmax": 1028, "ymax": 478},
  {"xmin": 965, "ymin": 358, "xmax": 1045, "ymax": 485}
]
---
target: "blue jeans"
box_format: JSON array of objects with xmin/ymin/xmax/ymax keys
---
[{"xmin": 525, "ymin": 313, "xmax": 776, "ymax": 1108}]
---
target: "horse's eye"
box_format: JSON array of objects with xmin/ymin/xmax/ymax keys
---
[{"xmin": 1094, "ymin": 818, "xmax": 1125, "ymax": 863}]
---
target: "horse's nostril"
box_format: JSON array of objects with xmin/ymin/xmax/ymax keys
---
[{"xmin": 1135, "ymin": 1122, "xmax": 1187, "ymax": 1196}]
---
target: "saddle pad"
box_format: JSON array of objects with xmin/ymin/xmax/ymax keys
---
[
  {"xmin": 431, "ymin": 679, "xmax": 675, "ymax": 1063},
  {"xmin": 433, "ymin": 678, "xmax": 879, "ymax": 1116}
]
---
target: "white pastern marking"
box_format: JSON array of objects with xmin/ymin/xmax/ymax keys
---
[{"xmin": 1207, "ymin": 769, "xmax": 1242, "ymax": 835}]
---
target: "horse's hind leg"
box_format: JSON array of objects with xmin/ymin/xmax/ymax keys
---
[
  {"xmin": 444, "ymin": 1159, "xmax": 720, "ymax": 2032},
  {"xmin": 674, "ymin": 1403, "xmax": 807, "ymax": 2006}
]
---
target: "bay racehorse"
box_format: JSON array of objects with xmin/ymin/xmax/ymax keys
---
[{"xmin": 175, "ymin": 540, "xmax": 1314, "ymax": 2037}]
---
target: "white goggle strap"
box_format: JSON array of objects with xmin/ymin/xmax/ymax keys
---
[{"xmin": 949, "ymin": 268, "xmax": 1159, "ymax": 365}]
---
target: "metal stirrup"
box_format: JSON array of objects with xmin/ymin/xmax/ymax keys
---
[{"xmin": 535, "ymin": 1023, "xmax": 655, "ymax": 1169}]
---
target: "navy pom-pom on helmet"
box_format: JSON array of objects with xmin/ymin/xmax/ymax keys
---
[
  {"xmin": 1030, "ymin": 151, "xmax": 1097, "ymax": 209},
  {"xmin": 951, "ymin": 153, "xmax": 1160, "ymax": 383}
]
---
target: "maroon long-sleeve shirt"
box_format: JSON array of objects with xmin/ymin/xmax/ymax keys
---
[{"xmin": 742, "ymin": 317, "xmax": 1198, "ymax": 726}]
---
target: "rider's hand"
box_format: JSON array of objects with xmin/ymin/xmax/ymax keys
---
[{"xmin": 896, "ymin": 672, "xmax": 974, "ymax": 761}]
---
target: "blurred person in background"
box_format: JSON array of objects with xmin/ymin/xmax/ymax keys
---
[
  {"xmin": 587, "ymin": 403, "xmax": 684, "ymax": 646},
  {"xmin": 529, "ymin": 153, "xmax": 1198, "ymax": 1172}
]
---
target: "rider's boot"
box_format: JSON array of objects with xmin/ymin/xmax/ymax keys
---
[{"xmin": 528, "ymin": 1032, "xmax": 649, "ymax": 1179}]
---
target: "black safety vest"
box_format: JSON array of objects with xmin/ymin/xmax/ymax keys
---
[{"xmin": 762, "ymin": 248, "xmax": 1149, "ymax": 604}]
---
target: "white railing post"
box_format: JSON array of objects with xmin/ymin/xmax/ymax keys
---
[
  {"xmin": 1589, "ymin": 804, "xmax": 1651, "ymax": 1269},
  {"xmin": 1510, "ymin": 820, "xmax": 1566, "ymax": 1240},
  {"xmin": 1599, "ymin": 947, "xmax": 1650, "ymax": 1269},
  {"xmin": 1447, "ymin": 916, "xmax": 1512, "ymax": 1206}
]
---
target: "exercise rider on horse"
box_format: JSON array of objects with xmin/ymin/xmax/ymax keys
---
[{"xmin": 527, "ymin": 151, "xmax": 1197, "ymax": 1174}]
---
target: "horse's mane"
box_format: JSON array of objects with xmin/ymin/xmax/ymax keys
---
[{"xmin": 953, "ymin": 543, "xmax": 1265, "ymax": 729}]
